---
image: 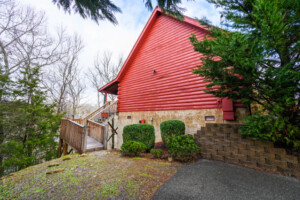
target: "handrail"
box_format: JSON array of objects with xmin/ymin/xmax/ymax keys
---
[
  {"xmin": 89, "ymin": 100, "xmax": 117, "ymax": 122},
  {"xmin": 87, "ymin": 119, "xmax": 105, "ymax": 127},
  {"xmin": 102, "ymin": 100, "xmax": 117, "ymax": 115},
  {"xmin": 60, "ymin": 119, "xmax": 87, "ymax": 154},
  {"xmin": 72, "ymin": 118, "xmax": 83, "ymax": 124},
  {"xmin": 82, "ymin": 101, "xmax": 112, "ymax": 121},
  {"xmin": 69, "ymin": 119, "xmax": 84, "ymax": 127}
]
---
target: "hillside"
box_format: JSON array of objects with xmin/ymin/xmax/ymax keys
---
[{"xmin": 0, "ymin": 151, "xmax": 181, "ymax": 200}]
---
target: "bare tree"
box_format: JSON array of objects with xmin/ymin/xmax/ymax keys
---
[
  {"xmin": 68, "ymin": 75, "xmax": 86, "ymax": 119},
  {"xmin": 43, "ymin": 33, "xmax": 84, "ymax": 114},
  {"xmin": 86, "ymin": 67, "xmax": 102, "ymax": 108},
  {"xmin": 0, "ymin": 0, "xmax": 65, "ymax": 78},
  {"xmin": 87, "ymin": 51, "xmax": 123, "ymax": 107}
]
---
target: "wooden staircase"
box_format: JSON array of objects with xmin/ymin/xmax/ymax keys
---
[
  {"xmin": 89, "ymin": 101, "xmax": 117, "ymax": 124},
  {"xmin": 58, "ymin": 101, "xmax": 117, "ymax": 157}
]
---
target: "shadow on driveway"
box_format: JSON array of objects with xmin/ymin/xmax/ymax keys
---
[{"xmin": 153, "ymin": 159, "xmax": 300, "ymax": 200}]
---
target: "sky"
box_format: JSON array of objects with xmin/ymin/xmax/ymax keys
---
[{"xmin": 18, "ymin": 0, "xmax": 222, "ymax": 107}]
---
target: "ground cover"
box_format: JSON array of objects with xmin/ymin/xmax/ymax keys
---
[{"xmin": 0, "ymin": 151, "xmax": 181, "ymax": 200}]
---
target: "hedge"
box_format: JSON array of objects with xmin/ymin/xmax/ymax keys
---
[
  {"xmin": 121, "ymin": 141, "xmax": 147, "ymax": 157},
  {"xmin": 123, "ymin": 124, "xmax": 155, "ymax": 151},
  {"xmin": 160, "ymin": 120, "xmax": 185, "ymax": 147}
]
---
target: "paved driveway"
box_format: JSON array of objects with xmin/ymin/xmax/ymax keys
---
[{"xmin": 153, "ymin": 160, "xmax": 300, "ymax": 200}]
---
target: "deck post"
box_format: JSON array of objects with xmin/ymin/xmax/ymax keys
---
[
  {"xmin": 58, "ymin": 138, "xmax": 63, "ymax": 158},
  {"xmin": 63, "ymin": 143, "xmax": 68, "ymax": 155},
  {"xmin": 103, "ymin": 125, "xmax": 108, "ymax": 150},
  {"xmin": 81, "ymin": 125, "xmax": 88, "ymax": 153},
  {"xmin": 112, "ymin": 118, "xmax": 115, "ymax": 149}
]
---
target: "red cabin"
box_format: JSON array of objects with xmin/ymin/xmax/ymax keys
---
[{"xmin": 99, "ymin": 7, "xmax": 247, "ymax": 148}]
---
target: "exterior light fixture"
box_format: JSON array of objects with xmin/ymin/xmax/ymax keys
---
[{"xmin": 153, "ymin": 70, "xmax": 156, "ymax": 74}]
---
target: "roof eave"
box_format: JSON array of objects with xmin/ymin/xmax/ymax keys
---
[{"xmin": 98, "ymin": 79, "xmax": 119, "ymax": 95}]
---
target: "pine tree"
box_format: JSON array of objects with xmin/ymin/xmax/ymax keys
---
[
  {"xmin": 190, "ymin": 0, "xmax": 300, "ymax": 150},
  {"xmin": 52, "ymin": 0, "xmax": 186, "ymax": 23},
  {"xmin": 0, "ymin": 65, "xmax": 62, "ymax": 175},
  {"xmin": 0, "ymin": 63, "xmax": 14, "ymax": 175}
]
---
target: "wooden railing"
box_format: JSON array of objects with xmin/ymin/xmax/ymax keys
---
[
  {"xmin": 80, "ymin": 101, "xmax": 112, "ymax": 125},
  {"xmin": 91, "ymin": 100, "xmax": 118, "ymax": 122},
  {"xmin": 72, "ymin": 118, "xmax": 82, "ymax": 124},
  {"xmin": 58, "ymin": 101, "xmax": 117, "ymax": 156},
  {"xmin": 59, "ymin": 119, "xmax": 87, "ymax": 154},
  {"xmin": 87, "ymin": 120, "xmax": 107, "ymax": 149}
]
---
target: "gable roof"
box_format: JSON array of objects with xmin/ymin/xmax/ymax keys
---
[{"xmin": 98, "ymin": 7, "xmax": 210, "ymax": 94}]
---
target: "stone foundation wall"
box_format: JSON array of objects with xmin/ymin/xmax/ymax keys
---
[
  {"xmin": 194, "ymin": 123, "xmax": 300, "ymax": 178},
  {"xmin": 116, "ymin": 108, "xmax": 247, "ymax": 149}
]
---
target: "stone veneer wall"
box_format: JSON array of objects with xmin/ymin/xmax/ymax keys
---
[
  {"xmin": 194, "ymin": 123, "xmax": 300, "ymax": 178},
  {"xmin": 116, "ymin": 108, "xmax": 247, "ymax": 149}
]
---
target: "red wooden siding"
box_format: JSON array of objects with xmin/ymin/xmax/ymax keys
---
[{"xmin": 117, "ymin": 14, "xmax": 219, "ymax": 112}]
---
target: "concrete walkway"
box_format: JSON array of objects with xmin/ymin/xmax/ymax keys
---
[{"xmin": 153, "ymin": 160, "xmax": 300, "ymax": 200}]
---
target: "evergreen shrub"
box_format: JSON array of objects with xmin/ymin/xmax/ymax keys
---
[
  {"xmin": 123, "ymin": 124, "xmax": 155, "ymax": 151},
  {"xmin": 167, "ymin": 135, "xmax": 199, "ymax": 162},
  {"xmin": 241, "ymin": 114, "xmax": 300, "ymax": 151},
  {"xmin": 150, "ymin": 149, "xmax": 164, "ymax": 159},
  {"xmin": 121, "ymin": 141, "xmax": 146, "ymax": 157},
  {"xmin": 160, "ymin": 120, "xmax": 185, "ymax": 147}
]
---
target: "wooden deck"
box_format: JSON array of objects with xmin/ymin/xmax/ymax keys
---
[
  {"xmin": 58, "ymin": 119, "xmax": 106, "ymax": 157},
  {"xmin": 58, "ymin": 101, "xmax": 117, "ymax": 157},
  {"xmin": 86, "ymin": 136, "xmax": 104, "ymax": 152}
]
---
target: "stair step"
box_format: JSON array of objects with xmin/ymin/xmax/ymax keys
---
[{"xmin": 86, "ymin": 136, "xmax": 104, "ymax": 152}]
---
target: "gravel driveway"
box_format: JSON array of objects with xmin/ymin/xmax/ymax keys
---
[{"xmin": 153, "ymin": 159, "xmax": 300, "ymax": 200}]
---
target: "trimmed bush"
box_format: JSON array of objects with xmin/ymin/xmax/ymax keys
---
[
  {"xmin": 121, "ymin": 141, "xmax": 147, "ymax": 157},
  {"xmin": 160, "ymin": 120, "xmax": 185, "ymax": 147},
  {"xmin": 123, "ymin": 124, "xmax": 155, "ymax": 151},
  {"xmin": 150, "ymin": 149, "xmax": 164, "ymax": 159},
  {"xmin": 167, "ymin": 135, "xmax": 199, "ymax": 162}
]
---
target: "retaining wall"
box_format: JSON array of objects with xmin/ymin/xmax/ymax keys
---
[{"xmin": 194, "ymin": 123, "xmax": 300, "ymax": 178}]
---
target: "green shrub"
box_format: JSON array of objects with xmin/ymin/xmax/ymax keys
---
[
  {"xmin": 241, "ymin": 114, "xmax": 300, "ymax": 151},
  {"xmin": 150, "ymin": 149, "xmax": 164, "ymax": 159},
  {"xmin": 167, "ymin": 135, "xmax": 199, "ymax": 162},
  {"xmin": 121, "ymin": 141, "xmax": 147, "ymax": 157},
  {"xmin": 123, "ymin": 124, "xmax": 155, "ymax": 151},
  {"xmin": 160, "ymin": 120, "xmax": 185, "ymax": 147}
]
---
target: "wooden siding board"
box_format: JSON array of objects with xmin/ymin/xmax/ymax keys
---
[
  {"xmin": 118, "ymin": 14, "xmax": 219, "ymax": 112},
  {"xmin": 118, "ymin": 15, "xmax": 217, "ymax": 112}
]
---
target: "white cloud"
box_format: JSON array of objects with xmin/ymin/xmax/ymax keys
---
[{"xmin": 184, "ymin": 0, "xmax": 222, "ymax": 26}]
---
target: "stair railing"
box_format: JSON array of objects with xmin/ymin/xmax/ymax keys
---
[{"xmin": 90, "ymin": 100, "xmax": 118, "ymax": 123}]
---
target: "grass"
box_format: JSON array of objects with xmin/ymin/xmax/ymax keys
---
[
  {"xmin": 100, "ymin": 180, "xmax": 121, "ymax": 198},
  {"xmin": 0, "ymin": 151, "xmax": 181, "ymax": 200}
]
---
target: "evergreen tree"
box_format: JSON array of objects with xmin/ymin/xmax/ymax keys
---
[
  {"xmin": 52, "ymin": 0, "xmax": 187, "ymax": 23},
  {"xmin": 0, "ymin": 65, "xmax": 62, "ymax": 175},
  {"xmin": 0, "ymin": 63, "xmax": 14, "ymax": 175},
  {"xmin": 190, "ymin": 0, "xmax": 300, "ymax": 150}
]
